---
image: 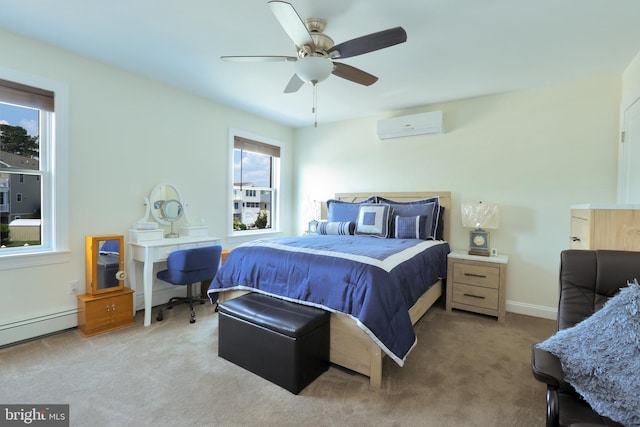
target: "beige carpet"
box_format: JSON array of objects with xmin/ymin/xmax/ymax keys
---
[{"xmin": 0, "ymin": 300, "xmax": 555, "ymax": 426}]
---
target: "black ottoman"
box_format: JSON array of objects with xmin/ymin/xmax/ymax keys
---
[{"xmin": 218, "ymin": 293, "xmax": 330, "ymax": 394}]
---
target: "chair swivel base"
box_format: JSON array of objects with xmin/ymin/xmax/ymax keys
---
[{"xmin": 156, "ymin": 289, "xmax": 209, "ymax": 324}]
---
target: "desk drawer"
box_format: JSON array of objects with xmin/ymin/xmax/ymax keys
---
[{"xmin": 452, "ymin": 263, "xmax": 500, "ymax": 289}]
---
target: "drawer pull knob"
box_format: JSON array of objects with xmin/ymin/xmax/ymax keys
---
[
  {"xmin": 464, "ymin": 273, "xmax": 486, "ymax": 278},
  {"xmin": 463, "ymin": 293, "xmax": 486, "ymax": 299},
  {"xmin": 571, "ymin": 236, "xmax": 581, "ymax": 242}
]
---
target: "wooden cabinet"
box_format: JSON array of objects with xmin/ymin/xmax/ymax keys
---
[
  {"xmin": 570, "ymin": 207, "xmax": 640, "ymax": 251},
  {"xmin": 78, "ymin": 234, "xmax": 134, "ymax": 337},
  {"xmin": 77, "ymin": 288, "xmax": 135, "ymax": 337},
  {"xmin": 446, "ymin": 250, "xmax": 508, "ymax": 322}
]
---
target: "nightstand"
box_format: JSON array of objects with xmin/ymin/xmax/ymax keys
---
[{"xmin": 446, "ymin": 250, "xmax": 508, "ymax": 322}]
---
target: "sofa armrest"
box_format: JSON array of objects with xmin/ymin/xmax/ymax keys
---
[{"xmin": 531, "ymin": 345, "xmax": 565, "ymax": 386}]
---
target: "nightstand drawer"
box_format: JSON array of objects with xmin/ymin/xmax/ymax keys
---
[
  {"xmin": 452, "ymin": 283, "xmax": 499, "ymax": 310},
  {"xmin": 452, "ymin": 263, "xmax": 500, "ymax": 289}
]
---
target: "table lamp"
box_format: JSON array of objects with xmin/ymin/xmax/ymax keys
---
[
  {"xmin": 307, "ymin": 199, "xmax": 322, "ymax": 234},
  {"xmin": 461, "ymin": 202, "xmax": 499, "ymax": 256}
]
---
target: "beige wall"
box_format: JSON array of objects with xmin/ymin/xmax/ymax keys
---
[
  {"xmin": 293, "ymin": 75, "xmax": 622, "ymax": 318},
  {"xmin": 0, "ymin": 29, "xmax": 294, "ymax": 343}
]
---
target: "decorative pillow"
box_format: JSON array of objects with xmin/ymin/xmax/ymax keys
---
[
  {"xmin": 377, "ymin": 196, "xmax": 439, "ymax": 239},
  {"xmin": 355, "ymin": 203, "xmax": 392, "ymax": 238},
  {"xmin": 326, "ymin": 196, "xmax": 377, "ymax": 223},
  {"xmin": 394, "ymin": 215, "xmax": 432, "ymax": 240},
  {"xmin": 317, "ymin": 221, "xmax": 355, "ymax": 235},
  {"xmin": 536, "ymin": 281, "xmax": 640, "ymax": 427}
]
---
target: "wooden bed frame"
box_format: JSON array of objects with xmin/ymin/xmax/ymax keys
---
[{"xmin": 218, "ymin": 191, "xmax": 451, "ymax": 388}]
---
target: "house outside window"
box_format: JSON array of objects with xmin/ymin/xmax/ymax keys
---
[
  {"xmin": 0, "ymin": 73, "xmax": 69, "ymax": 269},
  {"xmin": 231, "ymin": 131, "xmax": 281, "ymax": 234}
]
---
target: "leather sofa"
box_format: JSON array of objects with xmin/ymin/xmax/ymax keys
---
[{"xmin": 531, "ymin": 249, "xmax": 640, "ymax": 427}]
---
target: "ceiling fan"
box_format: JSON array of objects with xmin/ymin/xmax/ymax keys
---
[{"xmin": 221, "ymin": 0, "xmax": 407, "ymax": 125}]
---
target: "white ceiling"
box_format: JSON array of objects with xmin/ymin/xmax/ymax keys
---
[{"xmin": 1, "ymin": 0, "xmax": 639, "ymax": 128}]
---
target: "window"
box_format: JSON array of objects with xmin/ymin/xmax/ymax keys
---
[
  {"xmin": 231, "ymin": 131, "xmax": 281, "ymax": 234},
  {"xmin": 0, "ymin": 72, "xmax": 69, "ymax": 268}
]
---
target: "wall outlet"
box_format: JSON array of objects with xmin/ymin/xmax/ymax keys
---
[{"xmin": 68, "ymin": 280, "xmax": 79, "ymax": 295}]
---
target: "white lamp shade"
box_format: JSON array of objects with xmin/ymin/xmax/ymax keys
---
[
  {"xmin": 461, "ymin": 202, "xmax": 500, "ymax": 229},
  {"xmin": 295, "ymin": 57, "xmax": 333, "ymax": 83}
]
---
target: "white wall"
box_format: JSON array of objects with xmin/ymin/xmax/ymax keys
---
[
  {"xmin": 0, "ymin": 25, "xmax": 634, "ymax": 344},
  {"xmin": 622, "ymin": 50, "xmax": 640, "ymax": 110},
  {"xmin": 293, "ymin": 75, "xmax": 622, "ymax": 318},
  {"xmin": 617, "ymin": 50, "xmax": 640, "ymax": 202},
  {"xmin": 0, "ymin": 29, "xmax": 294, "ymax": 344}
]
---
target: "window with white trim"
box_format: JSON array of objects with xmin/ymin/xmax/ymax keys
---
[
  {"xmin": 231, "ymin": 132, "xmax": 281, "ymax": 234},
  {"xmin": 0, "ymin": 73, "xmax": 69, "ymax": 267}
]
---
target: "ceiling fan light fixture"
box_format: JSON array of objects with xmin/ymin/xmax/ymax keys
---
[{"xmin": 295, "ymin": 57, "xmax": 333, "ymax": 83}]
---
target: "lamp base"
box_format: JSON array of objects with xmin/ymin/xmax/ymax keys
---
[
  {"xmin": 468, "ymin": 249, "xmax": 491, "ymax": 257},
  {"xmin": 468, "ymin": 228, "xmax": 491, "ymax": 257}
]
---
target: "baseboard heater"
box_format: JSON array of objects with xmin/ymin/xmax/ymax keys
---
[
  {"xmin": 377, "ymin": 110, "xmax": 444, "ymax": 140},
  {"xmin": 0, "ymin": 309, "xmax": 77, "ymax": 347}
]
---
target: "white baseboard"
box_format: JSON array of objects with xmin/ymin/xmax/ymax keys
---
[
  {"xmin": 0, "ymin": 309, "xmax": 78, "ymax": 347},
  {"xmin": 507, "ymin": 300, "xmax": 557, "ymax": 320}
]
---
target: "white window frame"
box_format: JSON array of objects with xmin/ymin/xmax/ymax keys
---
[
  {"xmin": 228, "ymin": 128, "xmax": 281, "ymax": 239},
  {"xmin": 0, "ymin": 67, "xmax": 69, "ymax": 269}
]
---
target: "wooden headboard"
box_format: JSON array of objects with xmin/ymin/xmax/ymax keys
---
[{"xmin": 334, "ymin": 191, "xmax": 452, "ymax": 242}]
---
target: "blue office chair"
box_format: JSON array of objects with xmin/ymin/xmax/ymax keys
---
[{"xmin": 156, "ymin": 245, "xmax": 222, "ymax": 324}]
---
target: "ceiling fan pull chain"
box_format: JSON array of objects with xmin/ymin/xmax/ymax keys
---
[{"xmin": 312, "ymin": 81, "xmax": 318, "ymax": 127}]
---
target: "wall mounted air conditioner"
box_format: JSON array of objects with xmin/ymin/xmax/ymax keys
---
[{"xmin": 377, "ymin": 110, "xmax": 444, "ymax": 140}]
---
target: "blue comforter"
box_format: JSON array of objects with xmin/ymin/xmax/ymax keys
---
[{"xmin": 208, "ymin": 235, "xmax": 450, "ymax": 366}]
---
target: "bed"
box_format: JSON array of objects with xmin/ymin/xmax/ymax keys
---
[{"xmin": 210, "ymin": 191, "xmax": 451, "ymax": 388}]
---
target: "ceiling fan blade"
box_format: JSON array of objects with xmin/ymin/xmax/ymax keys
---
[
  {"xmin": 332, "ymin": 62, "xmax": 378, "ymax": 86},
  {"xmin": 221, "ymin": 55, "xmax": 297, "ymax": 62},
  {"xmin": 328, "ymin": 27, "xmax": 407, "ymax": 59},
  {"xmin": 284, "ymin": 74, "xmax": 305, "ymax": 93},
  {"xmin": 268, "ymin": 1, "xmax": 315, "ymax": 50}
]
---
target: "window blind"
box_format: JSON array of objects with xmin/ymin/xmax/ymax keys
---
[
  {"xmin": 0, "ymin": 79, "xmax": 54, "ymax": 112},
  {"xmin": 234, "ymin": 136, "xmax": 280, "ymax": 158}
]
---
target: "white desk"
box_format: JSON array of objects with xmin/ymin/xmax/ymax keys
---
[{"xmin": 129, "ymin": 235, "xmax": 221, "ymax": 326}]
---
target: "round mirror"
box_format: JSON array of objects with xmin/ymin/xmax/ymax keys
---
[
  {"xmin": 150, "ymin": 184, "xmax": 184, "ymax": 238},
  {"xmin": 160, "ymin": 199, "xmax": 183, "ymax": 222},
  {"xmin": 150, "ymin": 184, "xmax": 182, "ymax": 225}
]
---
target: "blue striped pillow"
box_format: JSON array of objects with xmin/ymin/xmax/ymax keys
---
[
  {"xmin": 317, "ymin": 221, "xmax": 355, "ymax": 235},
  {"xmin": 394, "ymin": 215, "xmax": 431, "ymax": 240}
]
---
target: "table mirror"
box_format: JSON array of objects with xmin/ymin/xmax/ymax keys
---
[
  {"xmin": 150, "ymin": 183, "xmax": 184, "ymax": 238},
  {"xmin": 85, "ymin": 234, "xmax": 125, "ymax": 295}
]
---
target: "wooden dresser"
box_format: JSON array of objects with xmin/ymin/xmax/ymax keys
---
[{"xmin": 570, "ymin": 205, "xmax": 640, "ymax": 251}]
